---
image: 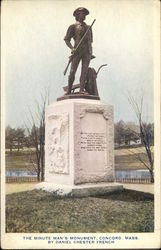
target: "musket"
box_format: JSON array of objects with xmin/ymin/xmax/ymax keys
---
[{"xmin": 63, "ymin": 19, "xmax": 96, "ymax": 76}]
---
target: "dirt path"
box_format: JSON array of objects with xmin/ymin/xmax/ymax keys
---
[
  {"xmin": 6, "ymin": 182, "xmax": 154, "ymax": 195},
  {"xmin": 122, "ymin": 183, "xmax": 154, "ymax": 194},
  {"xmin": 6, "ymin": 183, "xmax": 38, "ymax": 194}
]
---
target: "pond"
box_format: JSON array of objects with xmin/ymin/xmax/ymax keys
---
[
  {"xmin": 6, "ymin": 170, "xmax": 37, "ymax": 177},
  {"xmin": 115, "ymin": 169, "xmax": 150, "ymax": 179},
  {"xmin": 6, "ymin": 169, "xmax": 150, "ymax": 179}
]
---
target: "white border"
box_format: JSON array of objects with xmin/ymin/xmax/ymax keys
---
[{"xmin": 1, "ymin": 0, "xmax": 160, "ymax": 249}]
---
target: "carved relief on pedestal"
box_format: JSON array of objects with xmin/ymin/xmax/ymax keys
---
[{"xmin": 47, "ymin": 113, "xmax": 69, "ymax": 174}]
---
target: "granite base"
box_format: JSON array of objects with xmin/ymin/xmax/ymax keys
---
[{"xmin": 35, "ymin": 182, "xmax": 123, "ymax": 197}]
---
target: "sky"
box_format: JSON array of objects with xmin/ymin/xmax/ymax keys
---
[{"xmin": 2, "ymin": 0, "xmax": 156, "ymax": 128}]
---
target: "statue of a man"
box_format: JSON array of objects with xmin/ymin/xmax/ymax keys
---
[{"xmin": 64, "ymin": 7, "xmax": 95, "ymax": 94}]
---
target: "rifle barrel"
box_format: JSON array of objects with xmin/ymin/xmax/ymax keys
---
[
  {"xmin": 63, "ymin": 56, "xmax": 73, "ymax": 75},
  {"xmin": 74, "ymin": 19, "xmax": 96, "ymax": 52}
]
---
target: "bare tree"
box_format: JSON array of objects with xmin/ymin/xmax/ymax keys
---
[
  {"xmin": 127, "ymin": 93, "xmax": 154, "ymax": 183},
  {"xmin": 25, "ymin": 90, "xmax": 49, "ymax": 182}
]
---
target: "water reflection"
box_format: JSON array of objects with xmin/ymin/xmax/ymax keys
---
[
  {"xmin": 116, "ymin": 170, "xmax": 150, "ymax": 179},
  {"xmin": 6, "ymin": 170, "xmax": 37, "ymax": 177}
]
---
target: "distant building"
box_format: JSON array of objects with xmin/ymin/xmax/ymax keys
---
[
  {"xmin": 115, "ymin": 138, "xmax": 141, "ymax": 148},
  {"xmin": 129, "ymin": 138, "xmax": 141, "ymax": 146}
]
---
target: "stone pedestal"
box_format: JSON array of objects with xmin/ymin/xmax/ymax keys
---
[{"xmin": 36, "ymin": 99, "xmax": 123, "ymax": 196}]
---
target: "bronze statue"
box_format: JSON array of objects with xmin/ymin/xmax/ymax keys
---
[{"xmin": 64, "ymin": 7, "xmax": 95, "ymax": 95}]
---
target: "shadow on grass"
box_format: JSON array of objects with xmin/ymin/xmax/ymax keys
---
[
  {"xmin": 6, "ymin": 189, "xmax": 154, "ymax": 202},
  {"xmin": 95, "ymin": 189, "xmax": 154, "ymax": 202}
]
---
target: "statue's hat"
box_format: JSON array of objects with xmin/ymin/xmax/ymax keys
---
[{"xmin": 73, "ymin": 7, "xmax": 89, "ymax": 17}]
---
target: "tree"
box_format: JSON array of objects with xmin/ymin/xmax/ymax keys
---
[
  {"xmin": 5, "ymin": 126, "xmax": 15, "ymax": 153},
  {"xmin": 15, "ymin": 127, "xmax": 26, "ymax": 151},
  {"xmin": 6, "ymin": 126, "xmax": 26, "ymax": 152},
  {"xmin": 114, "ymin": 120, "xmax": 140, "ymax": 146},
  {"xmin": 25, "ymin": 91, "xmax": 49, "ymax": 182},
  {"xmin": 24, "ymin": 132, "xmax": 35, "ymax": 148},
  {"xmin": 114, "ymin": 120, "xmax": 126, "ymax": 146},
  {"xmin": 5, "ymin": 126, "xmax": 17, "ymax": 153},
  {"xmin": 127, "ymin": 93, "xmax": 154, "ymax": 183}
]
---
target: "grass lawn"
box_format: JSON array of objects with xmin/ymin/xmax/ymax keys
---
[
  {"xmin": 115, "ymin": 146, "xmax": 154, "ymax": 170},
  {"xmin": 5, "ymin": 149, "xmax": 36, "ymax": 171},
  {"xmin": 6, "ymin": 189, "xmax": 154, "ymax": 233}
]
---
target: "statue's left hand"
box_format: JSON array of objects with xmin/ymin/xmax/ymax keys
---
[{"xmin": 71, "ymin": 48, "xmax": 76, "ymax": 55}]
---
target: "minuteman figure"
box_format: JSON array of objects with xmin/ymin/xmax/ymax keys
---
[{"xmin": 64, "ymin": 7, "xmax": 95, "ymax": 95}]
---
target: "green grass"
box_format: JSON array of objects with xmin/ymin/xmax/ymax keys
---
[
  {"xmin": 6, "ymin": 189, "xmax": 154, "ymax": 233},
  {"xmin": 115, "ymin": 146, "xmax": 154, "ymax": 170},
  {"xmin": 115, "ymin": 153, "xmax": 148, "ymax": 170},
  {"xmin": 5, "ymin": 149, "xmax": 36, "ymax": 171}
]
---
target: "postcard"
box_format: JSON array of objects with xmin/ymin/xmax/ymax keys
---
[{"xmin": 1, "ymin": 0, "xmax": 160, "ymax": 249}]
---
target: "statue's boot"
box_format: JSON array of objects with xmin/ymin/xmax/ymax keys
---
[
  {"xmin": 79, "ymin": 79, "xmax": 88, "ymax": 94},
  {"xmin": 79, "ymin": 87, "xmax": 88, "ymax": 95},
  {"xmin": 79, "ymin": 85, "xmax": 85, "ymax": 94}
]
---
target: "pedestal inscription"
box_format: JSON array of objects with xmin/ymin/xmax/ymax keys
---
[
  {"xmin": 81, "ymin": 132, "xmax": 107, "ymax": 152},
  {"xmin": 74, "ymin": 103, "xmax": 114, "ymax": 184}
]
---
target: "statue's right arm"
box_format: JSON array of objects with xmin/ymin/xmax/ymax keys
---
[
  {"xmin": 64, "ymin": 24, "xmax": 75, "ymax": 50},
  {"xmin": 64, "ymin": 40, "xmax": 73, "ymax": 50}
]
